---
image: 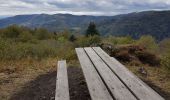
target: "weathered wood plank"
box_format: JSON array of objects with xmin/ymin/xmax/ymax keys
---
[
  {"xmin": 84, "ymin": 47, "xmax": 137, "ymax": 100},
  {"xmin": 75, "ymin": 48, "xmax": 113, "ymax": 100},
  {"xmin": 93, "ymin": 47, "xmax": 164, "ymax": 100},
  {"xmin": 55, "ymin": 60, "xmax": 70, "ymax": 100}
]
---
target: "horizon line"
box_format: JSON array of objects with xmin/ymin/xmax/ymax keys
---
[{"xmin": 1, "ymin": 9, "xmax": 170, "ymax": 18}]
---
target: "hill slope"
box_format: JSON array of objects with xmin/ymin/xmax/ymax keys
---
[
  {"xmin": 1, "ymin": 11, "xmax": 170, "ymax": 40},
  {"xmin": 98, "ymin": 11, "xmax": 170, "ymax": 40},
  {"xmin": 0, "ymin": 14, "xmax": 111, "ymax": 32}
]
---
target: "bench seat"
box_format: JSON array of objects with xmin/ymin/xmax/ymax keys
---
[{"xmin": 55, "ymin": 60, "xmax": 70, "ymax": 100}]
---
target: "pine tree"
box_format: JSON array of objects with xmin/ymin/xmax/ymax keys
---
[
  {"xmin": 86, "ymin": 22, "xmax": 99, "ymax": 37},
  {"xmin": 69, "ymin": 34, "xmax": 76, "ymax": 42}
]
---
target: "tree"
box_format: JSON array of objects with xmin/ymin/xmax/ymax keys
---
[
  {"xmin": 86, "ymin": 22, "xmax": 99, "ymax": 37},
  {"xmin": 69, "ymin": 34, "xmax": 76, "ymax": 42}
]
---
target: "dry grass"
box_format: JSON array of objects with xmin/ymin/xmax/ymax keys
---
[
  {"xmin": 126, "ymin": 64, "xmax": 170, "ymax": 98},
  {"xmin": 0, "ymin": 58, "xmax": 57, "ymax": 100}
]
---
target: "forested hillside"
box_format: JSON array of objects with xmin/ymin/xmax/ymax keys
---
[
  {"xmin": 1, "ymin": 11, "xmax": 170, "ymax": 40},
  {"xmin": 0, "ymin": 14, "xmax": 111, "ymax": 32},
  {"xmin": 98, "ymin": 11, "xmax": 170, "ymax": 40}
]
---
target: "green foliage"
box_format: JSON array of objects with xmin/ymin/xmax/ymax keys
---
[
  {"xmin": 0, "ymin": 25, "xmax": 78, "ymax": 60},
  {"xmin": 76, "ymin": 35, "xmax": 101, "ymax": 47},
  {"xmin": 69, "ymin": 34, "xmax": 76, "ymax": 42},
  {"xmin": 118, "ymin": 36, "xmax": 134, "ymax": 44},
  {"xmin": 161, "ymin": 50, "xmax": 170, "ymax": 71},
  {"xmin": 57, "ymin": 36, "xmax": 66, "ymax": 43},
  {"xmin": 103, "ymin": 36, "xmax": 134, "ymax": 45},
  {"xmin": 160, "ymin": 39, "xmax": 170, "ymax": 72},
  {"xmin": 56, "ymin": 30, "xmax": 71, "ymax": 43},
  {"xmin": 0, "ymin": 38, "xmax": 10, "ymax": 58},
  {"xmin": 35, "ymin": 28, "xmax": 52, "ymax": 40},
  {"xmin": 3, "ymin": 25, "xmax": 22, "ymax": 38},
  {"xmin": 0, "ymin": 24, "xmax": 170, "ymax": 70},
  {"xmin": 137, "ymin": 35, "xmax": 158, "ymax": 53},
  {"xmin": 19, "ymin": 31, "xmax": 34, "ymax": 42},
  {"xmin": 86, "ymin": 22, "xmax": 100, "ymax": 37},
  {"xmin": 0, "ymin": 40, "xmax": 59, "ymax": 60},
  {"xmin": 159, "ymin": 38, "xmax": 170, "ymax": 54}
]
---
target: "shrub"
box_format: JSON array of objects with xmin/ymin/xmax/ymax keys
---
[
  {"xmin": 57, "ymin": 36, "xmax": 67, "ymax": 43},
  {"xmin": 0, "ymin": 38, "xmax": 10, "ymax": 58},
  {"xmin": 103, "ymin": 36, "xmax": 134, "ymax": 45},
  {"xmin": 137, "ymin": 35, "xmax": 158, "ymax": 53},
  {"xmin": 19, "ymin": 31, "xmax": 34, "ymax": 42},
  {"xmin": 114, "ymin": 50, "xmax": 132, "ymax": 62},
  {"xmin": 135, "ymin": 51, "xmax": 160, "ymax": 66},
  {"xmin": 35, "ymin": 28, "xmax": 52, "ymax": 40},
  {"xmin": 3, "ymin": 25, "xmax": 22, "ymax": 38},
  {"xmin": 102, "ymin": 36, "xmax": 117, "ymax": 45},
  {"xmin": 76, "ymin": 35, "xmax": 101, "ymax": 47},
  {"xmin": 159, "ymin": 38, "xmax": 170, "ymax": 54},
  {"xmin": 161, "ymin": 50, "xmax": 170, "ymax": 71},
  {"xmin": 160, "ymin": 39, "xmax": 170, "ymax": 71},
  {"xmin": 0, "ymin": 39, "xmax": 61, "ymax": 60},
  {"xmin": 116, "ymin": 36, "xmax": 134, "ymax": 45}
]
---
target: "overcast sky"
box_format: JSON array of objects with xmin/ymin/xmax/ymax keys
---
[{"xmin": 1, "ymin": 0, "xmax": 170, "ymax": 16}]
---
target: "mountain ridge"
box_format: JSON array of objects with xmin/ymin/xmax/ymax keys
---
[{"xmin": 1, "ymin": 10, "xmax": 170, "ymax": 40}]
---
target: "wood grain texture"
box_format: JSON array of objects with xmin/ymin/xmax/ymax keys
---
[
  {"xmin": 93, "ymin": 47, "xmax": 164, "ymax": 100},
  {"xmin": 76, "ymin": 48, "xmax": 113, "ymax": 100},
  {"xmin": 55, "ymin": 60, "xmax": 70, "ymax": 100},
  {"xmin": 84, "ymin": 47, "xmax": 137, "ymax": 100}
]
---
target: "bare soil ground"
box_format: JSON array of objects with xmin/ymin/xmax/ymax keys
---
[
  {"xmin": 68, "ymin": 66, "xmax": 91, "ymax": 100},
  {"xmin": 9, "ymin": 65, "xmax": 91, "ymax": 100}
]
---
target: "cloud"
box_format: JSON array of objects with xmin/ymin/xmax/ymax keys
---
[{"xmin": 1, "ymin": 0, "xmax": 170, "ymax": 16}]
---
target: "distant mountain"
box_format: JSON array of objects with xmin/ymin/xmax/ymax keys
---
[
  {"xmin": 0, "ymin": 14, "xmax": 111, "ymax": 32},
  {"xmin": 1, "ymin": 11, "xmax": 170, "ymax": 40},
  {"xmin": 97, "ymin": 11, "xmax": 170, "ymax": 40}
]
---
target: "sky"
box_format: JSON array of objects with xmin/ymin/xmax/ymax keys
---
[{"xmin": 1, "ymin": 0, "xmax": 170, "ymax": 17}]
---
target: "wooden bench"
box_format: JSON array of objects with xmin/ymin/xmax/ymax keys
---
[
  {"xmin": 55, "ymin": 60, "xmax": 70, "ymax": 100},
  {"xmin": 76, "ymin": 47, "xmax": 164, "ymax": 100}
]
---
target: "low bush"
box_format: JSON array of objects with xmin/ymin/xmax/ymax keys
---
[
  {"xmin": 136, "ymin": 35, "xmax": 158, "ymax": 53},
  {"xmin": 2, "ymin": 25, "xmax": 22, "ymax": 38},
  {"xmin": 76, "ymin": 35, "xmax": 101, "ymax": 47},
  {"xmin": 135, "ymin": 51, "xmax": 160, "ymax": 66},
  {"xmin": 161, "ymin": 50, "xmax": 170, "ymax": 71},
  {"xmin": 103, "ymin": 36, "xmax": 134, "ymax": 45}
]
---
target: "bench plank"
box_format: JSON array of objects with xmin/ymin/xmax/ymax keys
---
[
  {"xmin": 76, "ymin": 48, "xmax": 113, "ymax": 100},
  {"xmin": 93, "ymin": 47, "xmax": 164, "ymax": 100},
  {"xmin": 55, "ymin": 60, "xmax": 70, "ymax": 100},
  {"xmin": 84, "ymin": 47, "xmax": 137, "ymax": 100}
]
